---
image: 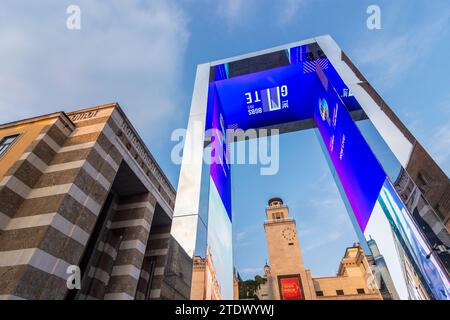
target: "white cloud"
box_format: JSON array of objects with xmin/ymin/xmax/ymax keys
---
[
  {"xmin": 352, "ymin": 10, "xmax": 450, "ymax": 85},
  {"xmin": 301, "ymin": 229, "xmax": 345, "ymax": 253},
  {"xmin": 0, "ymin": 0, "xmax": 190, "ymax": 140},
  {"xmin": 277, "ymin": 0, "xmax": 307, "ymax": 26},
  {"xmin": 216, "ymin": 0, "xmax": 251, "ymax": 27},
  {"xmin": 214, "ymin": 0, "xmax": 308, "ymax": 28},
  {"xmin": 235, "ymin": 224, "xmax": 259, "ymax": 242}
]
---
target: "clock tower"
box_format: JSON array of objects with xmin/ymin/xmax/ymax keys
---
[{"xmin": 264, "ymin": 197, "xmax": 315, "ymax": 300}]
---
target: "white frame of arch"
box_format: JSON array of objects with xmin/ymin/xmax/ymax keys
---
[{"xmin": 169, "ymin": 35, "xmax": 447, "ymax": 300}]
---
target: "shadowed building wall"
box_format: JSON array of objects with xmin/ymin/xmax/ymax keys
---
[{"xmin": 0, "ymin": 103, "xmax": 175, "ymax": 300}]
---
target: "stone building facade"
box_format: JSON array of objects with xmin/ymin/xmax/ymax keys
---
[
  {"xmin": 261, "ymin": 198, "xmax": 382, "ymax": 300},
  {"xmin": 0, "ymin": 103, "xmax": 176, "ymax": 300},
  {"xmin": 394, "ymin": 168, "xmax": 450, "ymax": 273},
  {"xmin": 311, "ymin": 246, "xmax": 382, "ymax": 300},
  {"xmin": 191, "ymin": 247, "xmax": 222, "ymax": 300}
]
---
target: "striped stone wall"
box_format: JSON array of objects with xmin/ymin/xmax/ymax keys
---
[
  {"xmin": 0, "ymin": 115, "xmax": 81, "ymax": 299},
  {"xmin": 0, "ymin": 104, "xmax": 175, "ymax": 300},
  {"xmin": 103, "ymin": 193, "xmax": 157, "ymax": 300},
  {"xmin": 141, "ymin": 224, "xmax": 171, "ymax": 300}
]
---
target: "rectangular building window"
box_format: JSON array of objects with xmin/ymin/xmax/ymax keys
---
[
  {"xmin": 417, "ymin": 172, "xmax": 430, "ymax": 193},
  {"xmin": 357, "ymin": 288, "xmax": 365, "ymax": 294},
  {"xmin": 336, "ymin": 289, "xmax": 344, "ymax": 295},
  {"xmin": 0, "ymin": 134, "xmax": 19, "ymax": 157},
  {"xmin": 144, "ymin": 257, "xmax": 157, "ymax": 300},
  {"xmin": 316, "ymin": 291, "xmax": 324, "ymax": 297},
  {"xmin": 273, "ymin": 212, "xmax": 283, "ymax": 220}
]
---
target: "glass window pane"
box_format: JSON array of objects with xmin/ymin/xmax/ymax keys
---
[{"xmin": 0, "ymin": 134, "xmax": 19, "ymax": 156}]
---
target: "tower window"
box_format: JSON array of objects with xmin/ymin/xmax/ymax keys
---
[
  {"xmin": 336, "ymin": 290, "xmax": 344, "ymax": 296},
  {"xmin": 316, "ymin": 291, "xmax": 324, "ymax": 297},
  {"xmin": 357, "ymin": 288, "xmax": 365, "ymax": 294},
  {"xmin": 0, "ymin": 134, "xmax": 19, "ymax": 157},
  {"xmin": 272, "ymin": 212, "xmax": 283, "ymax": 220}
]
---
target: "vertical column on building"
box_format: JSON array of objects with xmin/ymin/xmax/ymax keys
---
[
  {"xmin": 32, "ymin": 111, "xmax": 122, "ymax": 299},
  {"xmin": 0, "ymin": 117, "xmax": 72, "ymax": 228},
  {"xmin": 135, "ymin": 224, "xmax": 171, "ymax": 300},
  {"xmin": 0, "ymin": 109, "xmax": 126, "ymax": 299},
  {"xmin": 76, "ymin": 195, "xmax": 122, "ymax": 300},
  {"xmin": 104, "ymin": 193, "xmax": 156, "ymax": 300},
  {"xmin": 0, "ymin": 116, "xmax": 74, "ymax": 300}
]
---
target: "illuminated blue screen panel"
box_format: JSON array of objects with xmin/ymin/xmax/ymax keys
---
[
  {"xmin": 204, "ymin": 43, "xmax": 450, "ymax": 300},
  {"xmin": 313, "ymin": 69, "xmax": 450, "ymax": 300}
]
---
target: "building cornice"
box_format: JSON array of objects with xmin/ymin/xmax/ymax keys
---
[
  {"xmin": 67, "ymin": 102, "xmax": 176, "ymax": 199},
  {"xmin": 0, "ymin": 111, "xmax": 75, "ymax": 131}
]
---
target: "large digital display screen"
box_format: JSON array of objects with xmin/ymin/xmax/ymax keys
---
[
  {"xmin": 207, "ymin": 83, "xmax": 232, "ymax": 221},
  {"xmin": 205, "ymin": 83, "xmax": 233, "ymax": 299},
  {"xmin": 313, "ymin": 72, "xmax": 450, "ymax": 299},
  {"xmin": 206, "ymin": 45, "xmax": 362, "ymax": 224},
  {"xmin": 376, "ymin": 179, "xmax": 450, "ymax": 300},
  {"xmin": 313, "ymin": 79, "xmax": 386, "ymax": 231},
  {"xmin": 213, "ymin": 64, "xmax": 317, "ymax": 131},
  {"xmin": 205, "ymin": 43, "xmax": 449, "ymax": 300},
  {"xmin": 208, "ymin": 44, "xmax": 362, "ymax": 133},
  {"xmin": 206, "ymin": 177, "xmax": 233, "ymax": 299}
]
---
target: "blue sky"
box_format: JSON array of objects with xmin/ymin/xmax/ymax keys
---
[{"xmin": 1, "ymin": 1, "xmax": 449, "ymax": 279}]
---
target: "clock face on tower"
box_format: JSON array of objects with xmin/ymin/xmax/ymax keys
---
[{"xmin": 282, "ymin": 227, "xmax": 296, "ymax": 241}]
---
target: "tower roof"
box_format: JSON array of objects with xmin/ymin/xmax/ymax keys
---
[{"xmin": 268, "ymin": 197, "xmax": 283, "ymax": 206}]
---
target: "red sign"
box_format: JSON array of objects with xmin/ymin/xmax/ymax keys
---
[{"xmin": 279, "ymin": 276, "xmax": 303, "ymax": 300}]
